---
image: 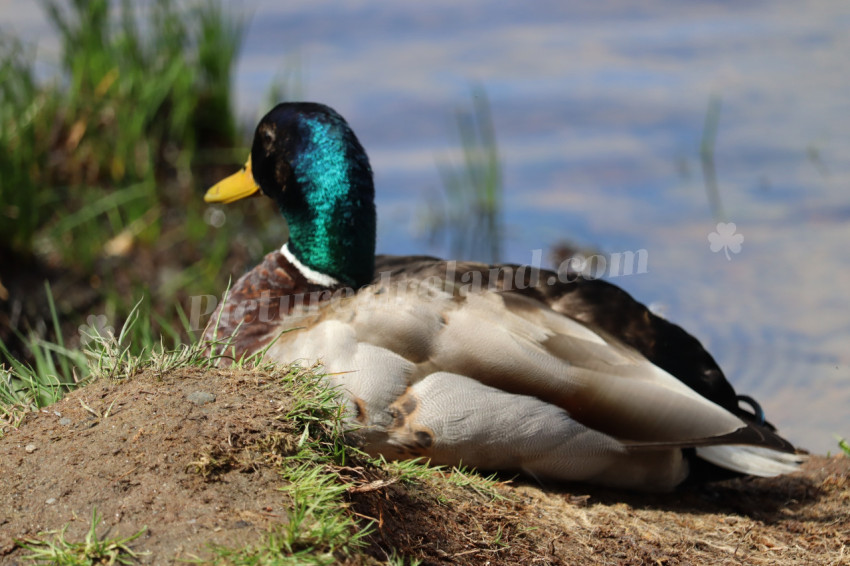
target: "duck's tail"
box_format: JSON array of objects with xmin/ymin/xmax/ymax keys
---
[{"xmin": 695, "ymin": 444, "xmax": 806, "ymax": 477}]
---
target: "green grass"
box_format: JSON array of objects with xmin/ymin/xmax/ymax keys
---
[
  {"xmin": 0, "ymin": 283, "xmax": 193, "ymax": 424},
  {"xmin": 699, "ymin": 94, "xmax": 726, "ymax": 223},
  {"xmin": 0, "ymin": 284, "xmax": 89, "ymax": 413},
  {"xmin": 3, "ymin": 0, "xmax": 235, "ymax": 257},
  {"xmin": 0, "ymin": 285, "xmax": 241, "ymax": 437},
  {"xmin": 441, "ymin": 464, "xmax": 506, "ymax": 501},
  {"xmin": 421, "ymin": 85, "xmax": 504, "ymax": 263},
  {"xmin": 198, "ymin": 364, "xmax": 374, "ymax": 565},
  {"xmin": 0, "ymin": 0, "xmax": 288, "ymax": 404},
  {"xmin": 247, "ymin": 463, "xmax": 371, "ymax": 564},
  {"xmin": 0, "ymin": 0, "xmax": 284, "ymax": 364},
  {"xmin": 16, "ymin": 508, "xmax": 148, "ymax": 565},
  {"xmin": 386, "ymin": 553, "xmax": 423, "ymax": 566}
]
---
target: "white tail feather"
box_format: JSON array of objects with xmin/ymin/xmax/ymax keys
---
[{"xmin": 696, "ymin": 445, "xmax": 805, "ymax": 477}]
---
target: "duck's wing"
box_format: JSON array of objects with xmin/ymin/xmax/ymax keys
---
[
  {"xmin": 374, "ymin": 255, "xmax": 740, "ymax": 420},
  {"xmin": 370, "ymin": 255, "xmax": 795, "ymax": 451}
]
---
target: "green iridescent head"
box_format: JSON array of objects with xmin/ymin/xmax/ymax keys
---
[{"xmin": 206, "ymin": 102, "xmax": 377, "ymax": 288}]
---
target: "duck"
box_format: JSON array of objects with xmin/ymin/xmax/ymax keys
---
[{"xmin": 202, "ymin": 102, "xmax": 803, "ymax": 491}]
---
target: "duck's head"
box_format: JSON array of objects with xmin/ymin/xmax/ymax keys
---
[{"xmin": 205, "ymin": 102, "xmax": 376, "ymax": 288}]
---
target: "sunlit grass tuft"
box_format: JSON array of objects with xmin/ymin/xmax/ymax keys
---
[
  {"xmin": 16, "ymin": 508, "xmax": 148, "ymax": 565},
  {"xmin": 0, "ymin": 283, "xmax": 89, "ymax": 413},
  {"xmin": 838, "ymin": 437, "xmax": 850, "ymax": 457}
]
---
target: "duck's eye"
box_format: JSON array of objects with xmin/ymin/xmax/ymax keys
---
[{"xmin": 259, "ymin": 123, "xmax": 276, "ymax": 148}]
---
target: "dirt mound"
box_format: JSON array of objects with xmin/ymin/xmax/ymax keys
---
[{"xmin": 1, "ymin": 368, "xmax": 848, "ymax": 565}]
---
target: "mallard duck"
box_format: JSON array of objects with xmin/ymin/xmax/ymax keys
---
[{"xmin": 203, "ymin": 102, "xmax": 802, "ymax": 491}]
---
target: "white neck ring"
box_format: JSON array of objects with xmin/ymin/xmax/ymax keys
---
[{"xmin": 280, "ymin": 242, "xmax": 341, "ymax": 287}]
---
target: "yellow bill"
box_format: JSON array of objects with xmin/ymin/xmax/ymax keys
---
[{"xmin": 204, "ymin": 156, "xmax": 260, "ymax": 203}]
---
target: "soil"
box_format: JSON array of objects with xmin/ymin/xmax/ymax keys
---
[{"xmin": 0, "ymin": 368, "xmax": 848, "ymax": 565}]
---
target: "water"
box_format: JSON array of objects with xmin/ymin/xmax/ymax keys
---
[{"xmin": 7, "ymin": 0, "xmax": 850, "ymax": 453}]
